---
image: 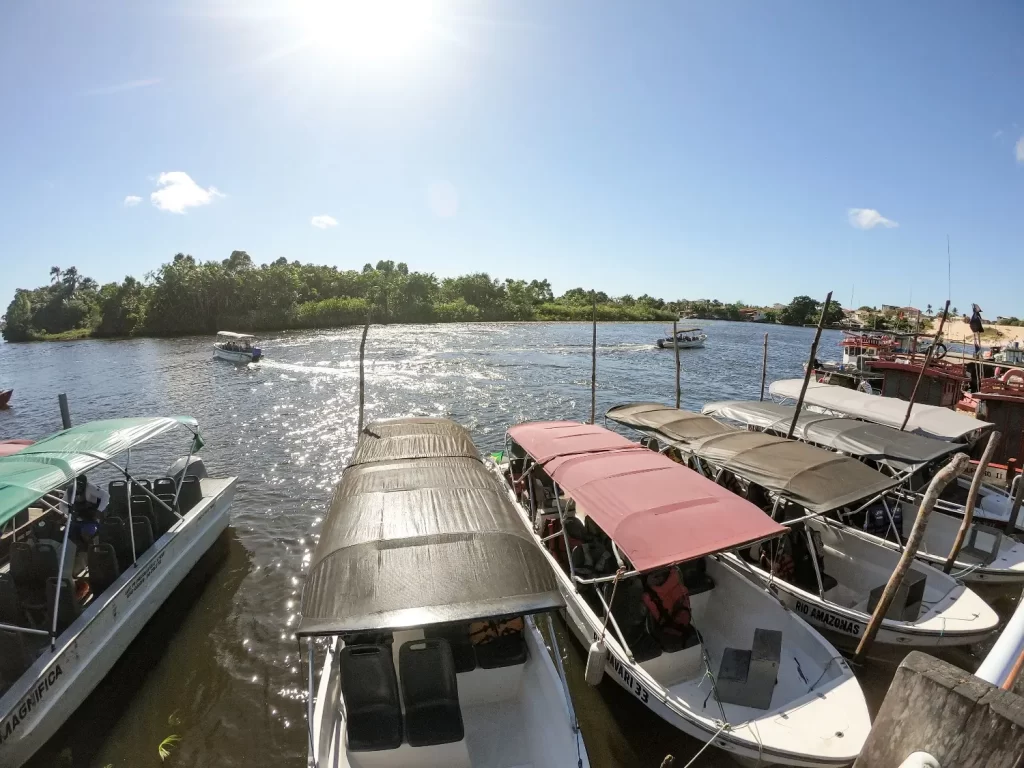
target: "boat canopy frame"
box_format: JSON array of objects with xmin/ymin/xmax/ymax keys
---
[{"xmin": 215, "ymin": 331, "xmax": 257, "ymax": 340}]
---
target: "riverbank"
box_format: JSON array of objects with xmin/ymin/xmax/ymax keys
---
[{"xmin": 943, "ymin": 318, "xmax": 1024, "ymax": 346}]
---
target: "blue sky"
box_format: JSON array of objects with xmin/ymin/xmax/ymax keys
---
[{"xmin": 2, "ymin": 1, "xmax": 1022, "ymax": 316}]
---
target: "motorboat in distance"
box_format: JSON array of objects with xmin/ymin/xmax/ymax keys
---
[
  {"xmin": 213, "ymin": 331, "xmax": 262, "ymax": 363},
  {"xmin": 656, "ymin": 327, "xmax": 706, "ymax": 349}
]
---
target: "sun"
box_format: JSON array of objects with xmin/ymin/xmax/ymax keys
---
[{"xmin": 296, "ymin": 0, "xmax": 440, "ymax": 66}]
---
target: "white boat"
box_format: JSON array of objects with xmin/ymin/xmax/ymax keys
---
[
  {"xmin": 493, "ymin": 420, "xmax": 870, "ymax": 767},
  {"xmin": 0, "ymin": 417, "xmax": 236, "ymax": 767},
  {"xmin": 299, "ymin": 418, "xmax": 589, "ymax": 768},
  {"xmin": 656, "ymin": 328, "xmax": 707, "ymax": 349},
  {"xmin": 213, "ymin": 331, "xmax": 262, "ymax": 363},
  {"xmin": 702, "ymin": 400, "xmax": 1024, "ymax": 585},
  {"xmin": 606, "ymin": 403, "xmax": 1000, "ymax": 650}
]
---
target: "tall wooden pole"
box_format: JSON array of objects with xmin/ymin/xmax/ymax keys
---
[
  {"xmin": 58, "ymin": 394, "xmax": 72, "ymax": 429},
  {"xmin": 759, "ymin": 333, "xmax": 769, "ymax": 402},
  {"xmin": 673, "ymin": 319, "xmax": 681, "ymax": 409},
  {"xmin": 590, "ymin": 292, "xmax": 597, "ymax": 424},
  {"xmin": 357, "ymin": 321, "xmax": 369, "ymax": 434},
  {"xmin": 854, "ymin": 453, "xmax": 969, "ymax": 664},
  {"xmin": 900, "ymin": 300, "xmax": 950, "ymax": 432},
  {"xmin": 787, "ymin": 291, "xmax": 832, "ymax": 439},
  {"xmin": 944, "ymin": 431, "xmax": 1000, "ymax": 573}
]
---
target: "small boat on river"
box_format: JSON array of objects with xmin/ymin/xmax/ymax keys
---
[
  {"xmin": 492, "ymin": 420, "xmax": 869, "ymax": 767},
  {"xmin": 702, "ymin": 400, "xmax": 1024, "ymax": 586},
  {"xmin": 0, "ymin": 417, "xmax": 236, "ymax": 767},
  {"xmin": 213, "ymin": 331, "xmax": 262, "ymax": 363},
  {"xmin": 607, "ymin": 404, "xmax": 1000, "ymax": 650},
  {"xmin": 656, "ymin": 328, "xmax": 706, "ymax": 349},
  {"xmin": 299, "ymin": 418, "xmax": 589, "ymax": 768}
]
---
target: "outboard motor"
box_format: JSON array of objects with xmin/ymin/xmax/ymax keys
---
[
  {"xmin": 168, "ymin": 455, "xmax": 209, "ymax": 484},
  {"xmin": 251, "ymin": 346, "xmax": 262, "ymax": 362}
]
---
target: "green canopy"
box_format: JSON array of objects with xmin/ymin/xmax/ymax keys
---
[{"xmin": 0, "ymin": 417, "xmax": 199, "ymax": 528}]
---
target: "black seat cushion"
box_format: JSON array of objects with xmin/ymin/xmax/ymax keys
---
[
  {"xmin": 46, "ymin": 577, "xmax": 81, "ymax": 634},
  {"xmin": 399, "ymin": 639, "xmax": 464, "ymax": 746},
  {"xmin": 154, "ymin": 494, "xmax": 180, "ymax": 537},
  {"xmin": 88, "ymin": 543, "xmax": 121, "ymax": 594},
  {"xmin": 423, "ymin": 624, "xmax": 476, "ymax": 673},
  {"xmin": 153, "ymin": 477, "xmax": 177, "ymax": 497},
  {"xmin": 0, "ymin": 630, "xmax": 36, "ymax": 684},
  {"xmin": 130, "ymin": 516, "xmax": 155, "ymax": 556},
  {"xmin": 0, "ymin": 572, "xmax": 23, "ymax": 626},
  {"xmin": 108, "ymin": 480, "xmax": 130, "ymax": 515},
  {"xmin": 100, "ymin": 517, "xmax": 133, "ymax": 570},
  {"xmin": 178, "ymin": 476, "xmax": 203, "ymax": 512},
  {"xmin": 339, "ymin": 644, "xmax": 402, "ymax": 751},
  {"xmin": 679, "ymin": 558, "xmax": 716, "ymax": 595},
  {"xmin": 131, "ymin": 496, "xmax": 159, "ymax": 539}
]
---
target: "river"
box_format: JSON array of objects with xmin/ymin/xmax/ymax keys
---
[{"xmin": 0, "ymin": 321, "xmax": 981, "ymax": 767}]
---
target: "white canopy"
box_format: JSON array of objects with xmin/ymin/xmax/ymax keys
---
[
  {"xmin": 216, "ymin": 331, "xmax": 256, "ymax": 339},
  {"xmin": 768, "ymin": 379, "xmax": 992, "ymax": 442}
]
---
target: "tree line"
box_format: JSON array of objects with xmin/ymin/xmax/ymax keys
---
[{"xmin": 2, "ymin": 253, "xmax": 682, "ymax": 341}]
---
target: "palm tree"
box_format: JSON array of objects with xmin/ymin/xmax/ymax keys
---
[
  {"xmin": 926, "ymin": 303, "xmax": 933, "ymax": 316},
  {"xmin": 49, "ymin": 266, "xmax": 61, "ymax": 284}
]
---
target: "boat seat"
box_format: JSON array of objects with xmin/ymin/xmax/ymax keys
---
[
  {"xmin": 108, "ymin": 480, "xmax": 130, "ymax": 515},
  {"xmin": 177, "ymin": 476, "xmax": 203, "ymax": 513},
  {"xmin": 340, "ymin": 644, "xmax": 403, "ymax": 751},
  {"xmin": 9, "ymin": 541, "xmax": 48, "ymax": 613},
  {"xmin": 424, "ymin": 624, "xmax": 476, "ymax": 673},
  {"xmin": 609, "ymin": 578, "xmax": 662, "ymax": 662},
  {"xmin": 153, "ymin": 477, "xmax": 176, "ymax": 497},
  {"xmin": 0, "ymin": 572, "xmax": 24, "ymax": 627},
  {"xmin": 131, "ymin": 496, "xmax": 159, "ymax": 538},
  {"xmin": 131, "ymin": 516, "xmax": 155, "ymax": 556},
  {"xmin": 46, "ymin": 577, "xmax": 82, "ymax": 634},
  {"xmin": 30, "ymin": 516, "xmax": 62, "ymax": 543},
  {"xmin": 399, "ymin": 639, "xmax": 464, "ymax": 747},
  {"xmin": 0, "ymin": 630, "xmax": 36, "ymax": 684},
  {"xmin": 680, "ymin": 558, "xmax": 716, "ymax": 596},
  {"xmin": 154, "ymin": 494, "xmax": 181, "ymax": 536},
  {"xmin": 88, "ymin": 543, "xmax": 121, "ymax": 594},
  {"xmin": 100, "ymin": 516, "xmax": 134, "ymax": 569}
]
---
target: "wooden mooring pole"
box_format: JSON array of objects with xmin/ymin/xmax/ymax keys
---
[
  {"xmin": 944, "ymin": 430, "xmax": 1000, "ymax": 573},
  {"xmin": 1007, "ymin": 465, "xmax": 1024, "ymax": 535},
  {"xmin": 673, "ymin": 319, "xmax": 681, "ymax": 409},
  {"xmin": 759, "ymin": 333, "xmax": 768, "ymax": 402},
  {"xmin": 357, "ymin": 321, "xmax": 369, "ymax": 434},
  {"xmin": 590, "ymin": 292, "xmax": 597, "ymax": 424},
  {"xmin": 787, "ymin": 291, "xmax": 832, "ymax": 439},
  {"xmin": 58, "ymin": 394, "xmax": 72, "ymax": 429},
  {"xmin": 854, "ymin": 453, "xmax": 969, "ymax": 663},
  {"xmin": 900, "ymin": 300, "xmax": 949, "ymax": 432}
]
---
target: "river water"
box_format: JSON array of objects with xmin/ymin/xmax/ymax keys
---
[{"xmin": 0, "ymin": 321, "xmax": 976, "ymax": 767}]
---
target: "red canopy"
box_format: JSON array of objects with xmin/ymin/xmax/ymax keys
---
[
  {"xmin": 508, "ymin": 421, "xmax": 786, "ymax": 572},
  {"xmin": 0, "ymin": 440, "xmax": 32, "ymax": 458}
]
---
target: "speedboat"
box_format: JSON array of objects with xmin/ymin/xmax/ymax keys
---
[
  {"xmin": 703, "ymin": 400, "xmax": 1024, "ymax": 586},
  {"xmin": 491, "ymin": 420, "xmax": 870, "ymax": 767},
  {"xmin": 213, "ymin": 331, "xmax": 262, "ymax": 363},
  {"xmin": 656, "ymin": 328, "xmax": 706, "ymax": 349},
  {"xmin": 299, "ymin": 418, "xmax": 589, "ymax": 768},
  {"xmin": 607, "ymin": 403, "xmax": 1000, "ymax": 650},
  {"xmin": 0, "ymin": 417, "xmax": 236, "ymax": 767}
]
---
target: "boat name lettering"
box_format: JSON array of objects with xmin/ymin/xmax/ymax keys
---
[
  {"xmin": 794, "ymin": 600, "xmax": 862, "ymax": 637},
  {"xmin": 126, "ymin": 550, "xmax": 166, "ymax": 600},
  {"xmin": 609, "ymin": 656, "xmax": 649, "ymax": 704},
  {"xmin": 0, "ymin": 665, "xmax": 63, "ymax": 746}
]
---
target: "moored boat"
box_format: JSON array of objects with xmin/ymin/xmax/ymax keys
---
[
  {"xmin": 607, "ymin": 403, "xmax": 1000, "ymax": 650},
  {"xmin": 0, "ymin": 390, "xmax": 12, "ymax": 409},
  {"xmin": 493, "ymin": 420, "xmax": 870, "ymax": 767},
  {"xmin": 299, "ymin": 418, "xmax": 589, "ymax": 768},
  {"xmin": 656, "ymin": 328, "xmax": 706, "ymax": 349},
  {"xmin": 702, "ymin": 399, "xmax": 1024, "ymax": 585},
  {"xmin": 0, "ymin": 417, "xmax": 236, "ymax": 767},
  {"xmin": 213, "ymin": 331, "xmax": 262, "ymax": 363}
]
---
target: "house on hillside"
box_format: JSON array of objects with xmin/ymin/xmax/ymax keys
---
[{"xmin": 738, "ymin": 308, "xmax": 767, "ymax": 322}]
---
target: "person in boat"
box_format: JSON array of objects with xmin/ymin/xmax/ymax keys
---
[
  {"xmin": 970, "ymin": 304, "xmax": 984, "ymax": 357},
  {"xmin": 642, "ymin": 566, "xmax": 695, "ymax": 650}
]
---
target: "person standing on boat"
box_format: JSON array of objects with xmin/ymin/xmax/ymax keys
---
[{"xmin": 970, "ymin": 304, "xmax": 984, "ymax": 357}]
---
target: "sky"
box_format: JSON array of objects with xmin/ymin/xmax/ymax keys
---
[{"xmin": 1, "ymin": 1, "xmax": 1022, "ymax": 317}]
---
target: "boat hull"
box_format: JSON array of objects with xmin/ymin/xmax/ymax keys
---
[
  {"xmin": 213, "ymin": 347, "xmax": 260, "ymax": 363},
  {"xmin": 0, "ymin": 390, "xmax": 11, "ymax": 408},
  {"xmin": 657, "ymin": 338, "xmax": 706, "ymax": 349},
  {"xmin": 0, "ymin": 478, "xmax": 236, "ymax": 767}
]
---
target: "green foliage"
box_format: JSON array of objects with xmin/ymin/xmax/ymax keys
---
[
  {"xmin": 158, "ymin": 734, "xmax": 181, "ymax": 761},
  {"xmin": 777, "ymin": 296, "xmax": 843, "ymax": 326}
]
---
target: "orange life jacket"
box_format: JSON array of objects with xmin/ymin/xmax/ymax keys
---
[
  {"xmin": 468, "ymin": 617, "xmax": 525, "ymax": 646},
  {"xmin": 642, "ymin": 569, "xmax": 691, "ymax": 631}
]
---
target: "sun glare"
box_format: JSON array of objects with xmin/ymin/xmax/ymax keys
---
[{"xmin": 297, "ymin": 0, "xmax": 439, "ymax": 66}]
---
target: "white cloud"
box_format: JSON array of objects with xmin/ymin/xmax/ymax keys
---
[
  {"xmin": 150, "ymin": 172, "xmax": 223, "ymax": 214},
  {"xmin": 311, "ymin": 215, "xmax": 338, "ymax": 229},
  {"xmin": 1016, "ymin": 137, "xmax": 1024, "ymax": 164},
  {"xmin": 123, "ymin": 195, "xmax": 142, "ymax": 207},
  {"xmin": 848, "ymin": 208, "xmax": 898, "ymax": 230},
  {"xmin": 84, "ymin": 78, "xmax": 161, "ymax": 96},
  {"xmin": 994, "ymin": 129, "xmax": 1004, "ymax": 139}
]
